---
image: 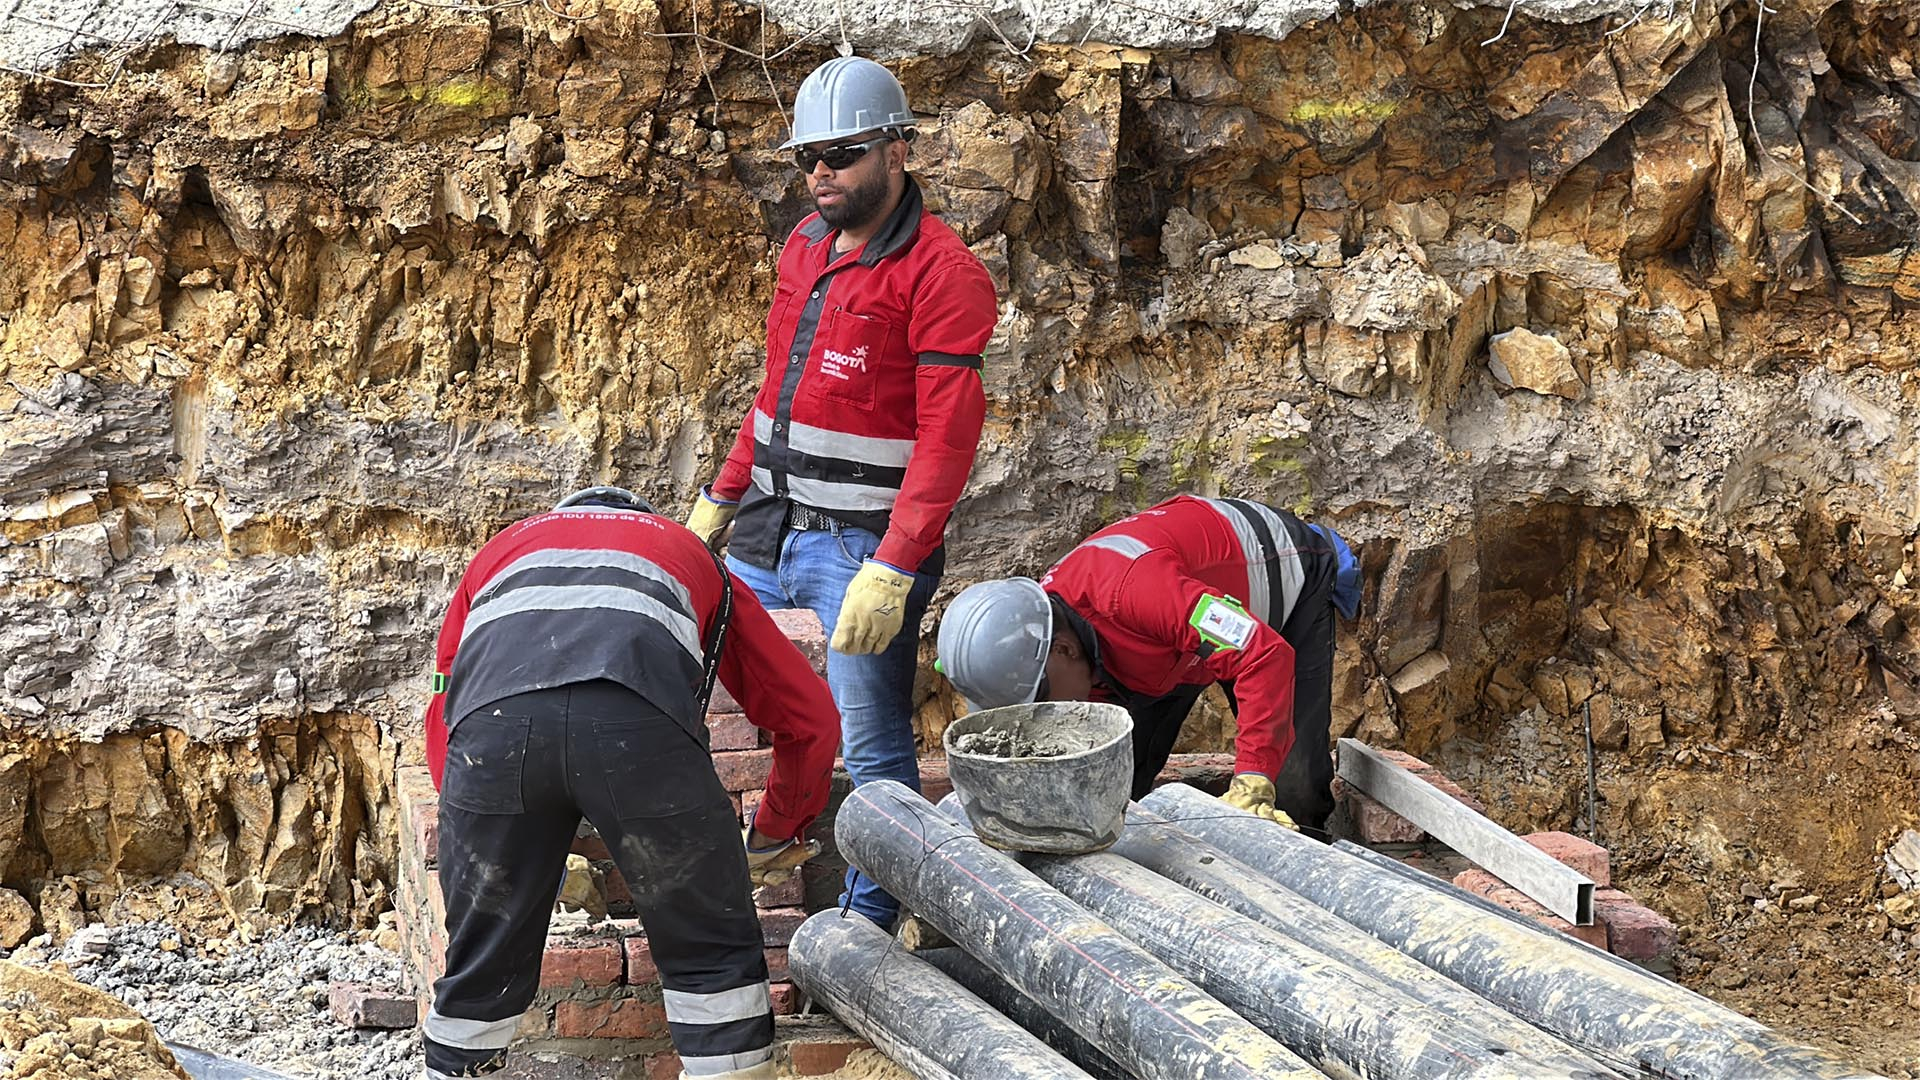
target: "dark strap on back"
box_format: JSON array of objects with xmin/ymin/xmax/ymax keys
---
[{"xmin": 696, "ymin": 550, "xmax": 733, "ymax": 715}]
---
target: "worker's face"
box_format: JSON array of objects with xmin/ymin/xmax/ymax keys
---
[
  {"xmin": 803, "ymin": 131, "xmax": 905, "ymax": 231},
  {"xmin": 1039, "ymin": 635, "xmax": 1095, "ymax": 702}
]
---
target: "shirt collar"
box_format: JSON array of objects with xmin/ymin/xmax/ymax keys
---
[{"xmin": 797, "ymin": 174, "xmax": 924, "ymax": 265}]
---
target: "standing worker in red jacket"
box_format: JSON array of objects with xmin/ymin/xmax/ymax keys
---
[
  {"xmin": 419, "ymin": 487, "xmax": 838, "ymax": 1080},
  {"xmin": 685, "ymin": 57, "xmax": 998, "ymax": 929},
  {"xmin": 934, "ymin": 495, "xmax": 1361, "ymax": 832}
]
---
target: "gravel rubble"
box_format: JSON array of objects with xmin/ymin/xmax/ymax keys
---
[{"xmin": 4, "ymin": 921, "xmax": 421, "ymax": 1079}]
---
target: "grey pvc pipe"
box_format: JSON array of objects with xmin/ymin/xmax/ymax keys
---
[
  {"xmin": 789, "ymin": 910, "xmax": 1093, "ymax": 1080},
  {"xmin": 1027, "ymin": 848, "xmax": 1608, "ymax": 1080},
  {"xmin": 915, "ymin": 948, "xmax": 1132, "ymax": 1080},
  {"xmin": 1141, "ymin": 783, "xmax": 1889, "ymax": 1080},
  {"xmin": 1112, "ymin": 807, "xmax": 1617, "ymax": 1078},
  {"xmin": 837, "ymin": 780, "xmax": 1320, "ymax": 1080}
]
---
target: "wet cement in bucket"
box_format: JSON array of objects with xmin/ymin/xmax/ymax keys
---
[{"xmin": 950, "ymin": 727, "xmax": 1093, "ymax": 758}]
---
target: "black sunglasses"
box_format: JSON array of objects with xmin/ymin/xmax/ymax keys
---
[{"xmin": 792, "ymin": 135, "xmax": 893, "ymax": 173}]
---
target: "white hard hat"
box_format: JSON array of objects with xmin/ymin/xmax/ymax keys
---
[
  {"xmin": 935, "ymin": 578, "xmax": 1053, "ymax": 712},
  {"xmin": 779, "ymin": 56, "xmax": 917, "ymax": 150}
]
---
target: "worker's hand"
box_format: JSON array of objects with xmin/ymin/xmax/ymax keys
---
[
  {"xmin": 686, "ymin": 487, "xmax": 738, "ymax": 551},
  {"xmin": 556, "ymin": 852, "xmax": 609, "ymax": 920},
  {"xmin": 1221, "ymin": 773, "xmax": 1298, "ymax": 830},
  {"xmin": 744, "ymin": 826, "xmax": 821, "ymax": 887},
  {"xmin": 830, "ymin": 561, "xmax": 915, "ymax": 655}
]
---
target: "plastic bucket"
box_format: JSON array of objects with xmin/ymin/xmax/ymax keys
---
[{"xmin": 942, "ymin": 701, "xmax": 1134, "ymax": 854}]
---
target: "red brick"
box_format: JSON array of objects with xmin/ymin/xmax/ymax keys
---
[
  {"xmin": 708, "ymin": 713, "xmax": 760, "ymax": 752},
  {"xmin": 758, "ymin": 907, "xmax": 807, "ymax": 947},
  {"xmin": 1342, "ymin": 783, "xmax": 1425, "ymax": 843},
  {"xmin": 571, "ymin": 832, "xmax": 612, "ymax": 862},
  {"xmin": 755, "ymin": 875, "xmax": 805, "ymax": 908},
  {"xmin": 1455, "ymin": 869, "xmax": 1608, "ymax": 948},
  {"xmin": 624, "ymin": 936, "xmax": 659, "ymax": 985},
  {"xmin": 1151, "ymin": 753, "xmax": 1234, "ymax": 794},
  {"xmin": 554, "ymin": 998, "xmax": 669, "ymax": 1040},
  {"xmin": 714, "ymin": 750, "xmax": 774, "ymax": 793},
  {"xmin": 327, "ymin": 981, "xmax": 418, "ymax": 1029},
  {"xmin": 1377, "ymin": 749, "xmax": 1434, "ymax": 773},
  {"xmin": 601, "ymin": 863, "xmax": 634, "ymax": 908},
  {"xmin": 540, "ymin": 936, "xmax": 624, "ymax": 989},
  {"xmin": 770, "ymin": 610, "xmax": 828, "ymax": 672},
  {"xmin": 741, "ymin": 789, "xmax": 765, "ymax": 828},
  {"xmin": 709, "ymin": 612, "xmax": 829, "ymax": 713},
  {"xmin": 919, "ymin": 759, "xmax": 953, "ymax": 805},
  {"xmin": 1524, "ymin": 832, "xmax": 1611, "ymax": 885},
  {"xmin": 769, "ymin": 982, "xmax": 800, "ymax": 1015},
  {"xmin": 1451, "ymin": 869, "xmax": 1504, "ymax": 898},
  {"xmin": 764, "ymin": 947, "xmax": 789, "ymax": 981},
  {"xmin": 787, "ymin": 1039, "xmax": 866, "ymax": 1075},
  {"xmin": 1596, "ymin": 889, "xmax": 1677, "ymax": 961}
]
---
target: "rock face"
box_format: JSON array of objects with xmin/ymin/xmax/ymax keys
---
[
  {"xmin": 0, "ymin": 961, "xmax": 190, "ymax": 1080},
  {"xmin": 1488, "ymin": 328, "xmax": 1583, "ymax": 399},
  {"xmin": 0, "ymin": 0, "xmax": 1916, "ymax": 973}
]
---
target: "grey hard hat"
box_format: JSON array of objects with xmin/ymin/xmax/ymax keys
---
[
  {"xmin": 935, "ymin": 577, "xmax": 1053, "ymax": 712},
  {"xmin": 779, "ymin": 56, "xmax": 917, "ymax": 150},
  {"xmin": 556, "ymin": 486, "xmax": 656, "ymax": 514}
]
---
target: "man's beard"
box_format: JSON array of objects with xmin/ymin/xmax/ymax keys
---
[{"xmin": 815, "ymin": 169, "xmax": 891, "ymax": 231}]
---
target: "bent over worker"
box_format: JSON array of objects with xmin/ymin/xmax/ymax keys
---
[
  {"xmin": 935, "ymin": 494, "xmax": 1361, "ymax": 832},
  {"xmin": 685, "ymin": 57, "xmax": 998, "ymax": 928},
  {"xmin": 419, "ymin": 487, "xmax": 838, "ymax": 1080}
]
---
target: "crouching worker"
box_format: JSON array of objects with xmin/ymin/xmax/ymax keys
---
[
  {"xmin": 935, "ymin": 494, "xmax": 1359, "ymax": 833},
  {"xmin": 419, "ymin": 487, "xmax": 837, "ymax": 1080}
]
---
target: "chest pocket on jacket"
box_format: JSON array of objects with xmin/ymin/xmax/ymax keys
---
[{"xmin": 812, "ymin": 307, "xmax": 897, "ymax": 410}]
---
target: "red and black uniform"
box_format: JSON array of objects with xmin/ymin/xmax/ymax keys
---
[
  {"xmin": 710, "ymin": 176, "xmax": 997, "ymax": 576},
  {"xmin": 420, "ymin": 507, "xmax": 837, "ymax": 1080},
  {"xmin": 1041, "ymin": 495, "xmax": 1349, "ymax": 828}
]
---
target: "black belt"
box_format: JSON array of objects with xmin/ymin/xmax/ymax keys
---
[{"xmin": 787, "ymin": 504, "xmax": 842, "ymax": 532}]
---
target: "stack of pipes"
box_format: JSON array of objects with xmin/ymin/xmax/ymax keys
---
[{"xmin": 790, "ymin": 780, "xmax": 1886, "ymax": 1080}]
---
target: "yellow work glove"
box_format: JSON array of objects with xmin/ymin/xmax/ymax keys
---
[
  {"xmin": 831, "ymin": 560, "xmax": 914, "ymax": 655},
  {"xmin": 1222, "ymin": 774, "xmax": 1299, "ymax": 830},
  {"xmin": 744, "ymin": 829, "xmax": 821, "ymax": 888},
  {"xmin": 685, "ymin": 487, "xmax": 738, "ymax": 551}
]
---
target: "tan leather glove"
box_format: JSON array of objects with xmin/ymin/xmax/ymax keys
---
[
  {"xmin": 686, "ymin": 487, "xmax": 738, "ymax": 551},
  {"xmin": 1221, "ymin": 774, "xmax": 1299, "ymax": 830},
  {"xmin": 830, "ymin": 561, "xmax": 915, "ymax": 655},
  {"xmin": 744, "ymin": 828, "xmax": 821, "ymax": 887},
  {"xmin": 555, "ymin": 852, "xmax": 609, "ymax": 919}
]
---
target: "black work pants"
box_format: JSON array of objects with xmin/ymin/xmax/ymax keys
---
[
  {"xmin": 1126, "ymin": 550, "xmax": 1339, "ymax": 832},
  {"xmin": 424, "ymin": 680, "xmax": 772, "ymax": 1079}
]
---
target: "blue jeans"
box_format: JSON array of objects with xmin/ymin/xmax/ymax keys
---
[{"xmin": 727, "ymin": 523, "xmax": 937, "ymax": 928}]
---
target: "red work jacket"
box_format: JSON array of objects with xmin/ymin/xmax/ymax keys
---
[
  {"xmin": 422, "ymin": 508, "xmax": 838, "ymax": 839},
  {"xmin": 1040, "ymin": 495, "xmax": 1320, "ymax": 779},
  {"xmin": 711, "ymin": 177, "xmax": 998, "ymax": 575}
]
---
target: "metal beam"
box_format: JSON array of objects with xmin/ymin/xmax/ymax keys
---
[{"xmin": 1337, "ymin": 738, "xmax": 1594, "ymax": 924}]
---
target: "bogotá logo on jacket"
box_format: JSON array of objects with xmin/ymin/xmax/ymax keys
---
[{"xmin": 820, "ymin": 344, "xmax": 869, "ymax": 381}]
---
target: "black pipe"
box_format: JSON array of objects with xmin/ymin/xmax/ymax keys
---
[
  {"xmin": 915, "ymin": 948, "xmax": 1132, "ymax": 1080},
  {"xmin": 836, "ymin": 780, "xmax": 1320, "ymax": 1080},
  {"xmin": 1027, "ymin": 846, "xmax": 1606, "ymax": 1079},
  {"xmin": 1140, "ymin": 783, "xmax": 1889, "ymax": 1080},
  {"xmin": 1111, "ymin": 808, "xmax": 1617, "ymax": 1077},
  {"xmin": 789, "ymin": 910, "xmax": 1094, "ymax": 1079}
]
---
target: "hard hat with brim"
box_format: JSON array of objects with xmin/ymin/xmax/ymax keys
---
[
  {"xmin": 935, "ymin": 577, "xmax": 1053, "ymax": 713},
  {"xmin": 779, "ymin": 56, "xmax": 918, "ymax": 150}
]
